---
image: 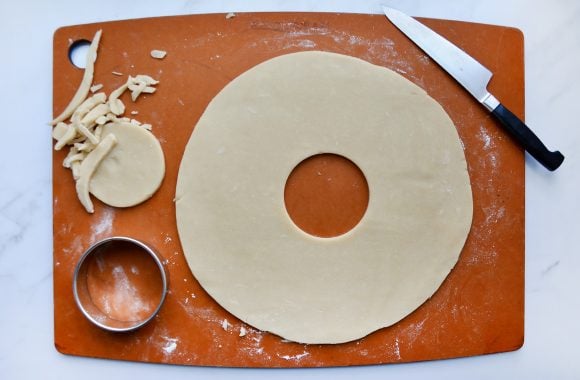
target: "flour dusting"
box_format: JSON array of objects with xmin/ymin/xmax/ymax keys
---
[
  {"xmin": 393, "ymin": 338, "xmax": 401, "ymax": 359},
  {"xmin": 279, "ymin": 351, "xmax": 309, "ymax": 361},
  {"xmin": 264, "ymin": 22, "xmax": 330, "ymax": 37},
  {"xmin": 95, "ymin": 253, "xmax": 106, "ymax": 271},
  {"xmin": 283, "ymin": 39, "xmax": 317, "ymax": 49},
  {"xmin": 349, "ymin": 35, "xmax": 363, "ymax": 45},
  {"xmin": 476, "ymin": 124, "xmax": 501, "ymax": 174},
  {"xmin": 398, "ymin": 317, "xmax": 427, "ymax": 345},
  {"xmin": 483, "ymin": 205, "xmax": 506, "ymax": 225},
  {"xmin": 91, "ymin": 207, "xmax": 114, "ymax": 240},
  {"xmin": 161, "ymin": 336, "xmax": 179, "ymax": 355},
  {"xmin": 240, "ymin": 332, "xmax": 270, "ymax": 359},
  {"xmin": 479, "ymin": 125, "xmax": 493, "ymax": 150},
  {"xmin": 96, "ymin": 264, "xmax": 150, "ymax": 318}
]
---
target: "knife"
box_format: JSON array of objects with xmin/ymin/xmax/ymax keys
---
[{"xmin": 382, "ymin": 6, "xmax": 564, "ymax": 171}]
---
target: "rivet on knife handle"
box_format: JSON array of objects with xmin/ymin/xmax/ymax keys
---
[{"xmin": 382, "ymin": 6, "xmax": 565, "ymax": 171}]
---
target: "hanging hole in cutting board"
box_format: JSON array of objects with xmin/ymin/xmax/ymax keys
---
[
  {"xmin": 284, "ymin": 153, "xmax": 369, "ymax": 238},
  {"xmin": 68, "ymin": 39, "xmax": 91, "ymax": 69}
]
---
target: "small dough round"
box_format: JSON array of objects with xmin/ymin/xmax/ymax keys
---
[
  {"xmin": 90, "ymin": 122, "xmax": 165, "ymax": 208},
  {"xmin": 176, "ymin": 51, "xmax": 473, "ymax": 344}
]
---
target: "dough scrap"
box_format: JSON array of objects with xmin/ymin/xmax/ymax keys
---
[
  {"xmin": 150, "ymin": 49, "xmax": 167, "ymax": 59},
  {"xmin": 176, "ymin": 51, "xmax": 473, "ymax": 344},
  {"xmin": 109, "ymin": 98, "xmax": 125, "ymax": 115},
  {"xmin": 50, "ymin": 30, "xmax": 102, "ymax": 125},
  {"xmin": 128, "ymin": 75, "xmax": 158, "ymax": 101},
  {"xmin": 52, "ymin": 122, "xmax": 69, "ymax": 141},
  {"xmin": 90, "ymin": 83, "xmax": 103, "ymax": 93},
  {"xmin": 76, "ymin": 133, "xmax": 117, "ymax": 213},
  {"xmin": 90, "ymin": 122, "xmax": 165, "ymax": 208},
  {"xmin": 54, "ymin": 123, "xmax": 77, "ymax": 150}
]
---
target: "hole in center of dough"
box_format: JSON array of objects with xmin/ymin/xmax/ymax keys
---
[{"xmin": 284, "ymin": 153, "xmax": 369, "ymax": 238}]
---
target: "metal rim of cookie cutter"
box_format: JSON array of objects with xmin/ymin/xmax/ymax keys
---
[{"xmin": 72, "ymin": 236, "xmax": 168, "ymax": 332}]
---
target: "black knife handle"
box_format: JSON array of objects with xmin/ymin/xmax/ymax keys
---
[{"xmin": 491, "ymin": 103, "xmax": 564, "ymax": 171}]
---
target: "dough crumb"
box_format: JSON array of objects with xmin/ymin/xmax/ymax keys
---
[
  {"xmin": 131, "ymin": 110, "xmax": 139, "ymax": 115},
  {"xmin": 128, "ymin": 74, "xmax": 159, "ymax": 101},
  {"xmin": 221, "ymin": 318, "xmax": 229, "ymax": 331},
  {"xmin": 112, "ymin": 71, "xmax": 124, "ymax": 76},
  {"xmin": 150, "ymin": 49, "xmax": 167, "ymax": 59},
  {"xmin": 226, "ymin": 12, "xmax": 236, "ymax": 19},
  {"xmin": 109, "ymin": 98, "xmax": 125, "ymax": 115},
  {"xmin": 239, "ymin": 326, "xmax": 247, "ymax": 337},
  {"xmin": 90, "ymin": 84, "xmax": 103, "ymax": 93},
  {"xmin": 52, "ymin": 122, "xmax": 69, "ymax": 140}
]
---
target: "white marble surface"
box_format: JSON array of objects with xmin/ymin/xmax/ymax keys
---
[{"xmin": 1, "ymin": 0, "xmax": 579, "ymax": 378}]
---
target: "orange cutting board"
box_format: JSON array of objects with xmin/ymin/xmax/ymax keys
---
[{"xmin": 53, "ymin": 12, "xmax": 524, "ymax": 367}]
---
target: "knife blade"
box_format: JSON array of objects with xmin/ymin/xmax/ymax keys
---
[{"xmin": 382, "ymin": 6, "xmax": 564, "ymax": 171}]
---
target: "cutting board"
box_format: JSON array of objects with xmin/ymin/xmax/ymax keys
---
[{"xmin": 52, "ymin": 12, "xmax": 524, "ymax": 367}]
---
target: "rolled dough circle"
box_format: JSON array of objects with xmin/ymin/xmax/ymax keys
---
[
  {"xmin": 176, "ymin": 51, "xmax": 473, "ymax": 344},
  {"xmin": 90, "ymin": 122, "xmax": 165, "ymax": 208}
]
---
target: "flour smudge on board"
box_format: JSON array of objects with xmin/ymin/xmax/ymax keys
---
[{"xmin": 91, "ymin": 207, "xmax": 114, "ymax": 242}]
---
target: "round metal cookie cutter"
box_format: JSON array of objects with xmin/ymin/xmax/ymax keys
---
[{"xmin": 73, "ymin": 236, "xmax": 168, "ymax": 332}]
